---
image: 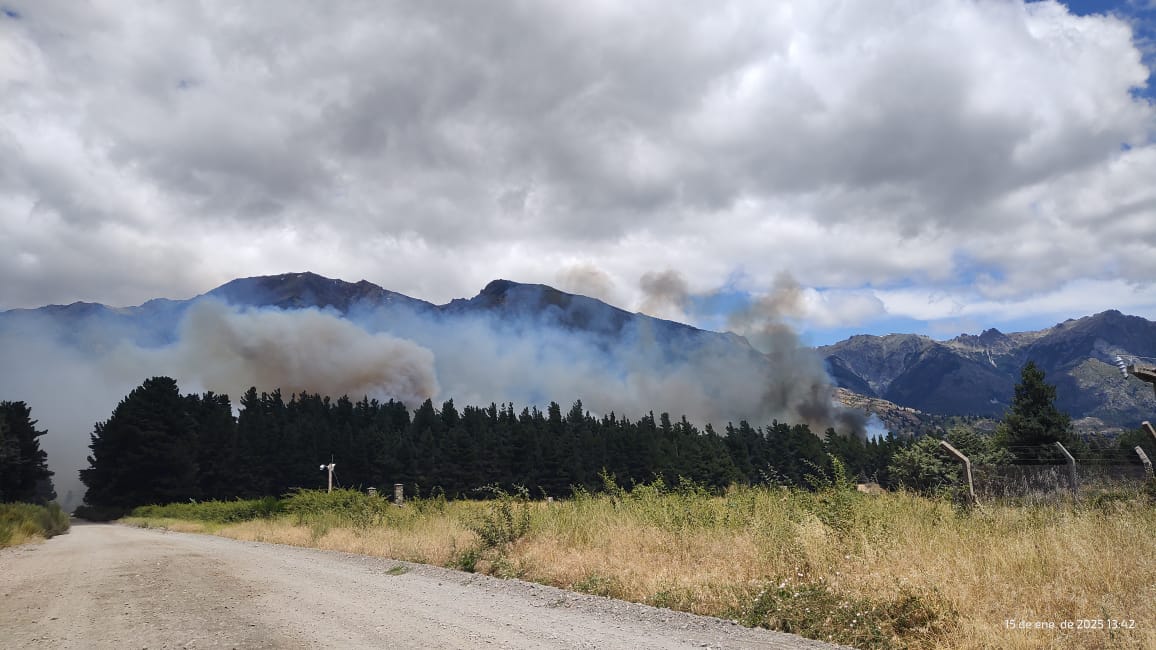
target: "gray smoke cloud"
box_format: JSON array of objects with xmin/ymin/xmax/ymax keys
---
[
  {"xmin": 725, "ymin": 272, "xmax": 867, "ymax": 437},
  {"xmin": 636, "ymin": 269, "xmax": 865, "ymax": 438},
  {"xmin": 170, "ymin": 301, "xmax": 439, "ymax": 405},
  {"xmin": 639, "ymin": 270, "xmax": 692, "ymax": 320},
  {"xmin": 364, "ymin": 308, "xmax": 769, "ymax": 429},
  {"xmin": 555, "ymin": 264, "xmax": 619, "ymax": 305}
]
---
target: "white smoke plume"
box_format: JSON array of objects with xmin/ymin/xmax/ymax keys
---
[{"xmin": 361, "ymin": 306, "xmax": 771, "ymax": 429}]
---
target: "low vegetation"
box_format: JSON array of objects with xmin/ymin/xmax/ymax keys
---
[
  {"xmin": 0, "ymin": 502, "xmax": 70, "ymax": 548},
  {"xmin": 125, "ymin": 477, "xmax": 1156, "ymax": 650}
]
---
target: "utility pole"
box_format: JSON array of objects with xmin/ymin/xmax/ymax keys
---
[{"xmin": 319, "ymin": 460, "xmax": 336, "ymax": 493}]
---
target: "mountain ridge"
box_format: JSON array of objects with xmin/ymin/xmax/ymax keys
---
[
  {"xmin": 819, "ymin": 309, "xmax": 1156, "ymax": 428},
  {"xmin": 3, "ymin": 272, "xmax": 1154, "ymax": 429}
]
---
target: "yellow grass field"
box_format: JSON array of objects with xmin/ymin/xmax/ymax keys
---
[{"xmin": 125, "ymin": 484, "xmax": 1156, "ymax": 650}]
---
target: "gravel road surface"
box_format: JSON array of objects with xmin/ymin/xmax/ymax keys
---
[{"xmin": 1, "ymin": 523, "xmax": 848, "ymax": 649}]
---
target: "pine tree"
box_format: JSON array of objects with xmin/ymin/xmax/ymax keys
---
[
  {"xmin": 996, "ymin": 361, "xmax": 1077, "ymax": 462},
  {"xmin": 190, "ymin": 391, "xmax": 238, "ymax": 500},
  {"xmin": 0, "ymin": 401, "xmax": 55, "ymax": 503},
  {"xmin": 80, "ymin": 377, "xmax": 200, "ymax": 511}
]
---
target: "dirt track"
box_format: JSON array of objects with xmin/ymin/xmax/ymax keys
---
[{"xmin": 0, "ymin": 523, "xmax": 846, "ymax": 649}]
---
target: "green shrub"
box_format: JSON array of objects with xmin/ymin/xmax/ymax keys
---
[
  {"xmin": 284, "ymin": 489, "xmax": 389, "ymax": 529},
  {"xmin": 804, "ymin": 456, "xmax": 858, "ymax": 535},
  {"xmin": 469, "ymin": 486, "xmax": 531, "ymax": 549},
  {"xmin": 130, "ymin": 496, "xmax": 285, "ymax": 523},
  {"xmin": 734, "ymin": 578, "xmax": 955, "ymax": 650},
  {"xmin": 0, "ymin": 502, "xmax": 71, "ymax": 547}
]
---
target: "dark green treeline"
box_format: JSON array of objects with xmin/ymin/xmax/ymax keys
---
[
  {"xmin": 81, "ymin": 377, "xmax": 903, "ymax": 510},
  {"xmin": 0, "ymin": 401, "xmax": 56, "ymax": 503}
]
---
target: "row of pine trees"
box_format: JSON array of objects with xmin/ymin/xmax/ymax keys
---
[{"xmin": 79, "ymin": 376, "xmax": 905, "ymax": 511}]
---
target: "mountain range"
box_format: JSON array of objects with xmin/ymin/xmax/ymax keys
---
[
  {"xmin": 3, "ymin": 272, "xmax": 1154, "ymax": 431},
  {"xmin": 819, "ymin": 311, "xmax": 1156, "ymax": 429}
]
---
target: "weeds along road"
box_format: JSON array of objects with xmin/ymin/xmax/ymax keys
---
[{"xmin": 0, "ymin": 522, "xmax": 846, "ymax": 650}]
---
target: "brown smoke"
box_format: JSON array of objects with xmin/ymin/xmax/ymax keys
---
[
  {"xmin": 556, "ymin": 264, "xmax": 618, "ymax": 304},
  {"xmin": 639, "ymin": 269, "xmax": 692, "ymax": 318},
  {"xmin": 175, "ymin": 300, "xmax": 440, "ymax": 405}
]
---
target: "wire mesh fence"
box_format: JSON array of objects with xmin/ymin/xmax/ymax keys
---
[
  {"xmin": 968, "ymin": 458, "xmax": 1151, "ymax": 506},
  {"xmin": 971, "ymin": 462, "xmax": 1150, "ymax": 501}
]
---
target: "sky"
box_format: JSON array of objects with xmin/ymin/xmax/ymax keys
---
[{"xmin": 2, "ymin": 0, "xmax": 1154, "ymax": 346}]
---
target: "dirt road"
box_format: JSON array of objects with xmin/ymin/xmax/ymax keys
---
[{"xmin": 0, "ymin": 523, "xmax": 845, "ymax": 649}]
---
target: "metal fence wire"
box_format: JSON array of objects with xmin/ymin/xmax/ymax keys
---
[{"xmin": 971, "ymin": 462, "xmax": 1150, "ymax": 500}]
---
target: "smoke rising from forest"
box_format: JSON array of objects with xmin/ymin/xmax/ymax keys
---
[
  {"xmin": 173, "ymin": 301, "xmax": 439, "ymax": 405},
  {"xmin": 1, "ymin": 276, "xmax": 862, "ymax": 510},
  {"xmin": 638, "ymin": 270, "xmax": 865, "ymax": 437}
]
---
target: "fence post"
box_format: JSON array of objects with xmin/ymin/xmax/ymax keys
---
[
  {"xmin": 393, "ymin": 483, "xmax": 405, "ymax": 506},
  {"xmin": 1054, "ymin": 442, "xmax": 1078, "ymax": 494},
  {"xmin": 939, "ymin": 440, "xmax": 978, "ymax": 505},
  {"xmin": 1136, "ymin": 446, "xmax": 1154, "ymax": 478}
]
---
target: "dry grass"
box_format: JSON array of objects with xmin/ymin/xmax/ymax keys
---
[
  {"xmin": 1, "ymin": 502, "xmax": 71, "ymax": 549},
  {"xmin": 216, "ymin": 515, "xmax": 477, "ymax": 566},
  {"xmin": 129, "ymin": 486, "xmax": 1156, "ymax": 649}
]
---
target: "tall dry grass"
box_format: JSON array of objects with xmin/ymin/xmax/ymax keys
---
[
  {"xmin": 0, "ymin": 502, "xmax": 70, "ymax": 548},
  {"xmin": 128, "ymin": 484, "xmax": 1156, "ymax": 649}
]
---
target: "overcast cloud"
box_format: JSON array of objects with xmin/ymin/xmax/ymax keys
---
[{"xmin": 1, "ymin": 0, "xmax": 1154, "ymax": 336}]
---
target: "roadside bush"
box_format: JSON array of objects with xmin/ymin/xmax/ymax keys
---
[
  {"xmin": 72, "ymin": 503, "xmax": 126, "ymax": 521},
  {"xmin": 0, "ymin": 502, "xmax": 70, "ymax": 547},
  {"xmin": 284, "ymin": 488, "xmax": 390, "ymax": 529},
  {"xmin": 734, "ymin": 577, "xmax": 955, "ymax": 650},
  {"xmin": 131, "ymin": 496, "xmax": 285, "ymax": 523},
  {"xmin": 468, "ymin": 485, "xmax": 531, "ymax": 549}
]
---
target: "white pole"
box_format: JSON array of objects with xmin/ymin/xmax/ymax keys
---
[{"xmin": 319, "ymin": 462, "xmax": 336, "ymax": 493}]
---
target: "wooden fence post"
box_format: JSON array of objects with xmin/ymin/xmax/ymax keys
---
[
  {"xmin": 393, "ymin": 483, "xmax": 405, "ymax": 506},
  {"xmin": 939, "ymin": 440, "xmax": 978, "ymax": 505},
  {"xmin": 1054, "ymin": 442, "xmax": 1078, "ymax": 494},
  {"xmin": 1135, "ymin": 447, "xmax": 1154, "ymax": 478}
]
